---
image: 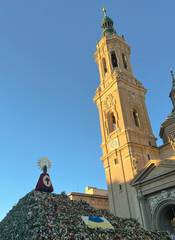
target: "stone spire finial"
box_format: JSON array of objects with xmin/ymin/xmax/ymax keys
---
[
  {"xmin": 168, "ymin": 135, "xmax": 175, "ymax": 152},
  {"xmin": 169, "ymin": 68, "xmax": 175, "ymax": 111},
  {"xmin": 170, "ymin": 68, "xmax": 175, "ymax": 86}
]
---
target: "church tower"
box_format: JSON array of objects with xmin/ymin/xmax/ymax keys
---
[
  {"xmin": 160, "ymin": 69, "xmax": 175, "ymax": 144},
  {"xmin": 93, "ymin": 9, "xmax": 159, "ymax": 219}
]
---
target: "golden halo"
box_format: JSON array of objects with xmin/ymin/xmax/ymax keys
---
[{"xmin": 37, "ymin": 156, "xmax": 52, "ymax": 171}]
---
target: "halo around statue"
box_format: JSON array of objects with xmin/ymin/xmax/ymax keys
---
[{"xmin": 37, "ymin": 156, "xmax": 52, "ymax": 172}]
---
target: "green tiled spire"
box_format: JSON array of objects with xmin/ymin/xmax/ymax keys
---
[
  {"xmin": 170, "ymin": 68, "xmax": 175, "ymax": 92},
  {"xmin": 101, "ymin": 8, "xmax": 116, "ymax": 37}
]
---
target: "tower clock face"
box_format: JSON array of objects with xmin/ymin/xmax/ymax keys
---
[
  {"xmin": 111, "ymin": 140, "xmax": 118, "ymax": 148},
  {"xmin": 110, "ymin": 137, "xmax": 119, "ymax": 151}
]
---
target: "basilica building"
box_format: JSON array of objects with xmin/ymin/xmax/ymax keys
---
[{"xmin": 93, "ymin": 9, "xmax": 175, "ymax": 233}]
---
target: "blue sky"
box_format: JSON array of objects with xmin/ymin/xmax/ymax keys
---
[{"xmin": 0, "ymin": 0, "xmax": 175, "ymax": 221}]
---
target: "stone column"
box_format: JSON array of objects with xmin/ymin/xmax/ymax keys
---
[{"xmin": 137, "ymin": 189, "xmax": 152, "ymax": 230}]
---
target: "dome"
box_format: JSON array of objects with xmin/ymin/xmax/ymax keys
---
[
  {"xmin": 101, "ymin": 8, "xmax": 116, "ymax": 37},
  {"xmin": 101, "ymin": 16, "xmax": 113, "ymax": 27}
]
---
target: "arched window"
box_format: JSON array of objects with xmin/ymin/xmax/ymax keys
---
[
  {"xmin": 107, "ymin": 112, "xmax": 116, "ymax": 133},
  {"xmin": 112, "ymin": 114, "xmax": 116, "ymax": 130},
  {"xmin": 114, "ymin": 158, "xmax": 118, "ymax": 165},
  {"xmin": 122, "ymin": 53, "xmax": 127, "ymax": 69},
  {"xmin": 111, "ymin": 51, "xmax": 118, "ymax": 68},
  {"xmin": 102, "ymin": 58, "xmax": 107, "ymax": 74},
  {"xmin": 133, "ymin": 110, "xmax": 140, "ymax": 127}
]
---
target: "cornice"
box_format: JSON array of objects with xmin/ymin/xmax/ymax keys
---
[
  {"xmin": 133, "ymin": 165, "xmax": 175, "ymax": 187},
  {"xmin": 93, "ymin": 73, "xmax": 147, "ymax": 103},
  {"xmin": 67, "ymin": 192, "xmax": 108, "ymax": 199},
  {"xmin": 142, "ymin": 180, "xmax": 175, "ymax": 196}
]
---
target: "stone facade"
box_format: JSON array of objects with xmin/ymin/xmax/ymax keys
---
[
  {"xmin": 93, "ymin": 9, "xmax": 175, "ymax": 233},
  {"xmin": 67, "ymin": 187, "xmax": 109, "ymax": 210},
  {"xmin": 132, "ymin": 158, "xmax": 175, "ymax": 233}
]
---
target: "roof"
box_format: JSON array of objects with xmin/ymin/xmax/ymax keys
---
[
  {"xmin": 159, "ymin": 111, "xmax": 175, "ymax": 138},
  {"xmin": 67, "ymin": 192, "xmax": 108, "ymax": 199},
  {"xmin": 132, "ymin": 159, "xmax": 175, "ymax": 189},
  {"xmin": 163, "ymin": 111, "xmax": 175, "ymax": 124}
]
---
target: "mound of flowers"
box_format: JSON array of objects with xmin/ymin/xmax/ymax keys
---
[{"xmin": 0, "ymin": 190, "xmax": 170, "ymax": 240}]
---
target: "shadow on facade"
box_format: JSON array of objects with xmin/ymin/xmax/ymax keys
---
[{"xmin": 108, "ymin": 174, "xmax": 175, "ymax": 234}]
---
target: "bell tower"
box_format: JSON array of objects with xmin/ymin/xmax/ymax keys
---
[{"xmin": 93, "ymin": 9, "xmax": 159, "ymax": 219}]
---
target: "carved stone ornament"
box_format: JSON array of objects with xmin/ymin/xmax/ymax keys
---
[
  {"xmin": 148, "ymin": 190, "xmax": 175, "ymax": 214},
  {"xmin": 131, "ymin": 157, "xmax": 138, "ymax": 173},
  {"xmin": 128, "ymin": 90, "xmax": 139, "ymax": 105},
  {"xmin": 104, "ymin": 94, "xmax": 114, "ymax": 109},
  {"xmin": 169, "ymin": 135, "xmax": 175, "ymax": 152}
]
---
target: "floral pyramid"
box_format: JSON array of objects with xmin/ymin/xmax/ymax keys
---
[{"xmin": 0, "ymin": 190, "xmax": 170, "ymax": 240}]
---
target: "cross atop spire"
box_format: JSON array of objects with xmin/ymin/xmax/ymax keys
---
[{"xmin": 103, "ymin": 7, "xmax": 107, "ymax": 17}]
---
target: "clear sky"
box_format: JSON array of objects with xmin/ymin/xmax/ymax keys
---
[{"xmin": 0, "ymin": 0, "xmax": 175, "ymax": 221}]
